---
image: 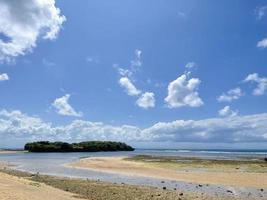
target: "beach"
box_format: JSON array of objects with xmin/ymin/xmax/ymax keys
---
[
  {"xmin": 0, "ymin": 167, "xmax": 219, "ymax": 200},
  {"xmin": 0, "ymin": 171, "xmax": 86, "ymax": 200},
  {"xmin": 69, "ymin": 156, "xmax": 267, "ymax": 188},
  {"xmin": 0, "ymin": 151, "xmax": 266, "ymax": 199}
]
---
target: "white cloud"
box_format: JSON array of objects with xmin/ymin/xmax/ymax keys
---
[
  {"xmin": 217, "ymin": 87, "xmax": 243, "ymax": 102},
  {"xmin": 0, "ymin": 0, "xmax": 66, "ymax": 62},
  {"xmin": 218, "ymin": 106, "xmax": 238, "ymax": 117},
  {"xmin": 165, "ymin": 74, "xmax": 203, "ymax": 108},
  {"xmin": 0, "ymin": 109, "xmax": 267, "ymax": 147},
  {"xmin": 136, "ymin": 92, "xmax": 155, "ymax": 109},
  {"xmin": 243, "ymin": 73, "xmax": 267, "ymax": 95},
  {"xmin": 117, "ymin": 49, "xmax": 156, "ymax": 109},
  {"xmin": 117, "ymin": 68, "xmax": 133, "ymax": 77},
  {"xmin": 185, "ymin": 62, "xmax": 196, "ymax": 69},
  {"xmin": 0, "ymin": 73, "xmax": 9, "ymax": 81},
  {"xmin": 130, "ymin": 49, "xmax": 142, "ymax": 69},
  {"xmin": 255, "ymin": 5, "xmax": 267, "ymax": 20},
  {"xmin": 257, "ymin": 38, "xmax": 267, "ymax": 49},
  {"xmin": 119, "ymin": 77, "xmax": 141, "ymax": 96},
  {"xmin": 52, "ymin": 94, "xmax": 83, "ymax": 117}
]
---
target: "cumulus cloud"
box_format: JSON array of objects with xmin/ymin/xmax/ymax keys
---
[
  {"xmin": 0, "ymin": 73, "xmax": 9, "ymax": 81},
  {"xmin": 0, "ymin": 0, "xmax": 66, "ymax": 62},
  {"xmin": 119, "ymin": 77, "xmax": 141, "ymax": 96},
  {"xmin": 52, "ymin": 94, "xmax": 83, "ymax": 117},
  {"xmin": 0, "ymin": 109, "xmax": 267, "ymax": 147},
  {"xmin": 136, "ymin": 92, "xmax": 155, "ymax": 109},
  {"xmin": 243, "ymin": 73, "xmax": 267, "ymax": 95},
  {"xmin": 165, "ymin": 74, "xmax": 203, "ymax": 108},
  {"xmin": 217, "ymin": 87, "xmax": 243, "ymax": 102},
  {"xmin": 116, "ymin": 49, "xmax": 156, "ymax": 109},
  {"xmin": 257, "ymin": 38, "xmax": 267, "ymax": 49},
  {"xmin": 218, "ymin": 106, "xmax": 238, "ymax": 117}
]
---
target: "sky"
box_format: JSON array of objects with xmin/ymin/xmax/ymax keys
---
[{"xmin": 0, "ymin": 0, "xmax": 267, "ymax": 149}]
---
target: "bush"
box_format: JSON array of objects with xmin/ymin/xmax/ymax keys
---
[{"xmin": 24, "ymin": 141, "xmax": 134, "ymax": 152}]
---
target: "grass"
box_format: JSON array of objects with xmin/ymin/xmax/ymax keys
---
[
  {"xmin": 0, "ymin": 168, "xmax": 216, "ymax": 200},
  {"xmin": 124, "ymin": 155, "xmax": 267, "ymax": 173}
]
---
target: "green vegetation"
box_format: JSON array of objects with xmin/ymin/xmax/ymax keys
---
[{"xmin": 24, "ymin": 141, "xmax": 134, "ymax": 152}]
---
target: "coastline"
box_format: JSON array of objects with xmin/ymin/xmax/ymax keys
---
[
  {"xmin": 69, "ymin": 156, "xmax": 267, "ymax": 188},
  {"xmin": 0, "ymin": 171, "xmax": 86, "ymax": 200},
  {"xmin": 0, "ymin": 167, "xmax": 218, "ymax": 200},
  {"xmin": 0, "ymin": 153, "xmax": 266, "ymax": 199},
  {"xmin": 0, "ymin": 150, "xmax": 26, "ymax": 154}
]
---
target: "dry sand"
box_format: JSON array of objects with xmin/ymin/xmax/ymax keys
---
[
  {"xmin": 0, "ymin": 150, "xmax": 26, "ymax": 154},
  {"xmin": 70, "ymin": 156, "xmax": 267, "ymax": 188},
  {"xmin": 0, "ymin": 172, "xmax": 85, "ymax": 200}
]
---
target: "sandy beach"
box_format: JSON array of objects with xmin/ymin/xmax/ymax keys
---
[
  {"xmin": 0, "ymin": 172, "xmax": 85, "ymax": 200},
  {"xmin": 0, "ymin": 150, "xmax": 26, "ymax": 154},
  {"xmin": 69, "ymin": 156, "xmax": 267, "ymax": 188},
  {"xmin": 0, "ymin": 167, "xmax": 222, "ymax": 200}
]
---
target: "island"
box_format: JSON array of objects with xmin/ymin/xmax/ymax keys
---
[{"xmin": 24, "ymin": 141, "xmax": 134, "ymax": 152}]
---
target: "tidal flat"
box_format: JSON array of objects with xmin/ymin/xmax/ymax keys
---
[
  {"xmin": 124, "ymin": 155, "xmax": 267, "ymax": 173},
  {"xmin": 0, "ymin": 168, "xmax": 220, "ymax": 200}
]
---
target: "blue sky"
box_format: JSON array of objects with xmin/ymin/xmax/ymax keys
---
[{"xmin": 0, "ymin": 0, "xmax": 267, "ymax": 148}]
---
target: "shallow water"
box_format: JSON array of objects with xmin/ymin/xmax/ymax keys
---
[{"xmin": 0, "ymin": 149, "xmax": 266, "ymax": 199}]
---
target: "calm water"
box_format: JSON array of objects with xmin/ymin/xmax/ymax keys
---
[
  {"xmin": 0, "ymin": 149, "xmax": 266, "ymax": 199},
  {"xmin": 0, "ymin": 149, "xmax": 266, "ymax": 175}
]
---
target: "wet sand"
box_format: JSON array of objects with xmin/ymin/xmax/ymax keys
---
[{"xmin": 69, "ymin": 156, "xmax": 267, "ymax": 188}]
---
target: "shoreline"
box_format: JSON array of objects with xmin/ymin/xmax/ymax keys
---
[
  {"xmin": 0, "ymin": 150, "xmax": 26, "ymax": 154},
  {"xmin": 0, "ymin": 167, "xmax": 218, "ymax": 200},
  {"xmin": 68, "ymin": 156, "xmax": 267, "ymax": 188}
]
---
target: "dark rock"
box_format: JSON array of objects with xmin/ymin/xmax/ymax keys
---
[
  {"xmin": 162, "ymin": 187, "xmax": 166, "ymax": 190},
  {"xmin": 174, "ymin": 188, "xmax": 177, "ymax": 190},
  {"xmin": 179, "ymin": 192, "xmax": 183, "ymax": 196},
  {"xmin": 227, "ymin": 190, "xmax": 233, "ymax": 193},
  {"xmin": 198, "ymin": 184, "xmax": 203, "ymax": 187},
  {"xmin": 260, "ymin": 188, "xmax": 264, "ymax": 192},
  {"xmin": 161, "ymin": 181, "xmax": 165, "ymax": 183},
  {"xmin": 264, "ymin": 158, "xmax": 267, "ymax": 162}
]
